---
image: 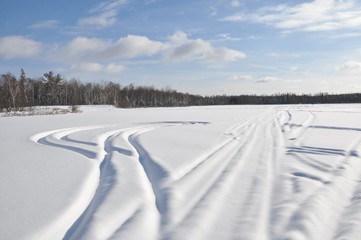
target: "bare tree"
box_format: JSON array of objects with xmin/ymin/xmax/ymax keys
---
[{"xmin": 2, "ymin": 73, "xmax": 18, "ymax": 111}]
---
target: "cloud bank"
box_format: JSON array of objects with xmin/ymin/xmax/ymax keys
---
[
  {"xmin": 0, "ymin": 31, "xmax": 245, "ymax": 75},
  {"xmin": 57, "ymin": 31, "xmax": 246, "ymax": 63},
  {"xmin": 0, "ymin": 36, "xmax": 42, "ymax": 59},
  {"xmin": 222, "ymin": 0, "xmax": 361, "ymax": 32},
  {"xmin": 61, "ymin": 35, "xmax": 164, "ymax": 61},
  {"xmin": 165, "ymin": 31, "xmax": 246, "ymax": 62}
]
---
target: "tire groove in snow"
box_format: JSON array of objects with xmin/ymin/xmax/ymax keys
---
[
  {"xmin": 271, "ymin": 107, "xmax": 361, "ymax": 240},
  {"xmin": 33, "ymin": 125, "xmax": 162, "ymax": 239},
  {"xmin": 164, "ymin": 108, "xmax": 286, "ymax": 240},
  {"xmin": 32, "ymin": 122, "xmax": 211, "ymax": 239},
  {"xmin": 162, "ymin": 123, "xmax": 258, "ymax": 237},
  {"xmin": 26, "ymin": 106, "xmax": 361, "ymax": 240}
]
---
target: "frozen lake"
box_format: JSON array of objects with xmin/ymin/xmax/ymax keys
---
[{"xmin": 1, "ymin": 104, "xmax": 361, "ymax": 240}]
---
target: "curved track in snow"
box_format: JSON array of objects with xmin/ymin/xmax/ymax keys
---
[{"xmin": 28, "ymin": 106, "xmax": 361, "ymax": 240}]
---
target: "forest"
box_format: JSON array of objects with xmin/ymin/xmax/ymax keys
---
[{"xmin": 1, "ymin": 69, "xmax": 361, "ymax": 112}]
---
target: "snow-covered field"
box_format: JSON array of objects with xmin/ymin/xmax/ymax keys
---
[{"xmin": 1, "ymin": 104, "xmax": 361, "ymax": 240}]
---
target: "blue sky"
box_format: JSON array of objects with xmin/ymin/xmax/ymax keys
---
[{"xmin": 1, "ymin": 0, "xmax": 361, "ymax": 95}]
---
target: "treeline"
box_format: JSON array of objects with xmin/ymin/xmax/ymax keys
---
[
  {"xmin": 1, "ymin": 69, "xmax": 361, "ymax": 112},
  {"xmin": 0, "ymin": 69, "xmax": 204, "ymax": 112},
  {"xmin": 203, "ymin": 93, "xmax": 361, "ymax": 105}
]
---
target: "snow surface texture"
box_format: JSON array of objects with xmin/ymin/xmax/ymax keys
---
[{"xmin": 1, "ymin": 105, "xmax": 361, "ymax": 240}]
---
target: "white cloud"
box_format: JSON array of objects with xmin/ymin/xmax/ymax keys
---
[
  {"xmin": 0, "ymin": 36, "xmax": 42, "ymax": 59},
  {"xmin": 71, "ymin": 62, "xmax": 103, "ymax": 72},
  {"xmin": 77, "ymin": 11, "xmax": 118, "ymax": 28},
  {"xmin": 230, "ymin": 0, "xmax": 242, "ymax": 7},
  {"xmin": 165, "ymin": 31, "xmax": 246, "ymax": 62},
  {"xmin": 209, "ymin": 6, "xmax": 218, "ymax": 16},
  {"xmin": 60, "ymin": 35, "xmax": 164, "ymax": 61},
  {"xmin": 70, "ymin": 62, "xmax": 125, "ymax": 73},
  {"xmin": 59, "ymin": 32, "xmax": 245, "ymax": 63},
  {"xmin": 222, "ymin": 0, "xmax": 361, "ymax": 32},
  {"xmin": 61, "ymin": 37, "xmax": 108, "ymax": 60},
  {"xmin": 337, "ymin": 60, "xmax": 361, "ymax": 71},
  {"xmin": 268, "ymin": 52, "xmax": 300, "ymax": 58},
  {"xmin": 330, "ymin": 32, "xmax": 361, "ymax": 39},
  {"xmin": 29, "ymin": 20, "xmax": 59, "ymax": 29},
  {"xmin": 168, "ymin": 31, "xmax": 189, "ymax": 44},
  {"xmin": 229, "ymin": 74, "xmax": 253, "ymax": 81},
  {"xmin": 216, "ymin": 33, "xmax": 242, "ymax": 41},
  {"xmin": 256, "ymin": 76, "xmax": 281, "ymax": 83},
  {"xmin": 89, "ymin": 0, "xmax": 127, "ymax": 13},
  {"xmin": 165, "ymin": 40, "xmax": 206, "ymax": 61},
  {"xmin": 77, "ymin": 0, "xmax": 127, "ymax": 28},
  {"xmin": 108, "ymin": 35, "xmax": 164, "ymax": 58},
  {"xmin": 105, "ymin": 63, "xmax": 126, "ymax": 73},
  {"xmin": 211, "ymin": 47, "xmax": 246, "ymax": 61}
]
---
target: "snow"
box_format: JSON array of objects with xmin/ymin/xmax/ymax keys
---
[{"xmin": 1, "ymin": 104, "xmax": 361, "ymax": 239}]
